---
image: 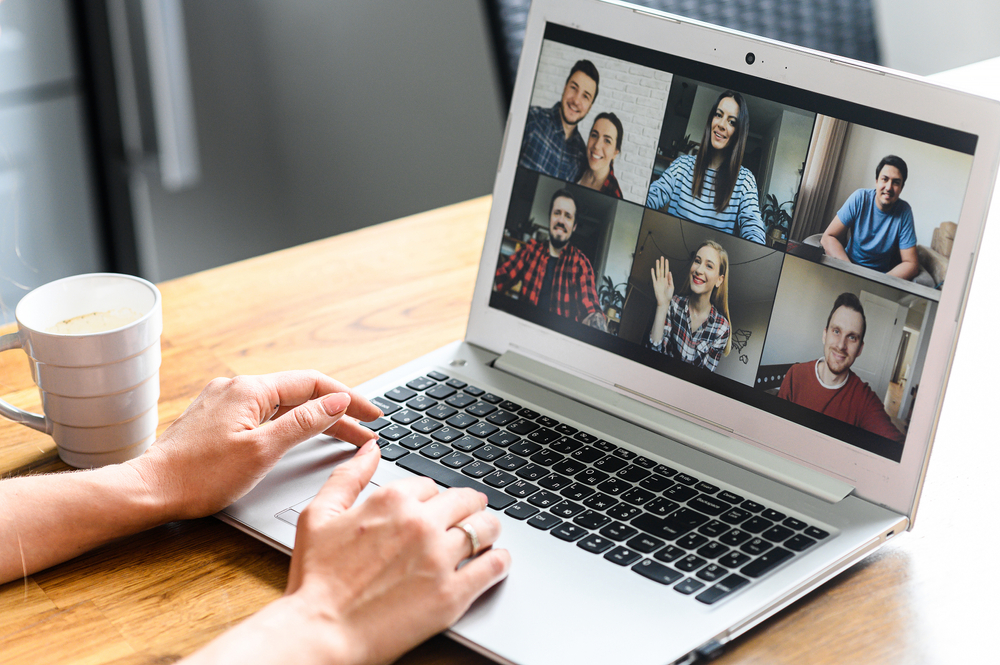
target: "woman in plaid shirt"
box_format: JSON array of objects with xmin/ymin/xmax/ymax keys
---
[{"xmin": 647, "ymin": 241, "xmax": 732, "ymax": 372}]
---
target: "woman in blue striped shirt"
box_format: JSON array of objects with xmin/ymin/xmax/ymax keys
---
[{"xmin": 646, "ymin": 91, "xmax": 765, "ymax": 245}]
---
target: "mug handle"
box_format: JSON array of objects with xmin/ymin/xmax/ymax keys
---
[{"xmin": 0, "ymin": 332, "xmax": 50, "ymax": 433}]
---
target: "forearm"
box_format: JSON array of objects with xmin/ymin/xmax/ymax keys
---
[
  {"xmin": 649, "ymin": 304, "xmax": 670, "ymax": 346},
  {"xmin": 887, "ymin": 258, "xmax": 919, "ymax": 280},
  {"xmin": 0, "ymin": 462, "xmax": 165, "ymax": 583},
  {"xmin": 820, "ymin": 234, "xmax": 851, "ymax": 261}
]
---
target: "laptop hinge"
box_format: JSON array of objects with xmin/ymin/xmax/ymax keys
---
[{"xmin": 493, "ymin": 350, "xmax": 855, "ymax": 503}]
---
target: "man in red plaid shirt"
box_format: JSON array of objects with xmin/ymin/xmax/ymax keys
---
[{"xmin": 494, "ymin": 189, "xmax": 608, "ymax": 331}]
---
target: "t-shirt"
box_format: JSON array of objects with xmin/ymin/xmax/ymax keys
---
[
  {"xmin": 777, "ymin": 360, "xmax": 904, "ymax": 442},
  {"xmin": 837, "ymin": 188, "xmax": 917, "ymax": 273}
]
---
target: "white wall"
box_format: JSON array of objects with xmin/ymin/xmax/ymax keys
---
[
  {"xmin": 767, "ymin": 110, "xmax": 813, "ymax": 206},
  {"xmin": 530, "ymin": 42, "xmax": 667, "ymax": 204},
  {"xmin": 874, "ymin": 0, "xmax": 1000, "ymax": 75},
  {"xmin": 824, "ymin": 124, "xmax": 974, "ymax": 246},
  {"xmin": 601, "ymin": 203, "xmax": 644, "ymax": 292}
]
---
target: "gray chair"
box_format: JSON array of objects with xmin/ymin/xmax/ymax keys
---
[{"xmin": 483, "ymin": 0, "xmax": 881, "ymax": 107}]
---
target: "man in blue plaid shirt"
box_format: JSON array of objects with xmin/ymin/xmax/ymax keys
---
[{"xmin": 518, "ymin": 60, "xmax": 600, "ymax": 182}]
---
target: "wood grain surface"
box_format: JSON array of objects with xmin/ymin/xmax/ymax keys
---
[{"xmin": 0, "ymin": 194, "xmax": 994, "ymax": 663}]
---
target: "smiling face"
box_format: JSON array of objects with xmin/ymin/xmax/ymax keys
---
[
  {"xmin": 687, "ymin": 245, "xmax": 725, "ymax": 297},
  {"xmin": 586, "ymin": 117, "xmax": 620, "ymax": 174},
  {"xmin": 874, "ymin": 164, "xmax": 905, "ymax": 211},
  {"xmin": 822, "ymin": 306, "xmax": 865, "ymax": 378},
  {"xmin": 709, "ymin": 96, "xmax": 741, "ymax": 153},
  {"xmin": 559, "ymin": 71, "xmax": 597, "ymax": 127},
  {"xmin": 548, "ymin": 195, "xmax": 577, "ymax": 249}
]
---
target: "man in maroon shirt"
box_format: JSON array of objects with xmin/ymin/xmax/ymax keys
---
[
  {"xmin": 778, "ymin": 292, "xmax": 904, "ymax": 442},
  {"xmin": 494, "ymin": 189, "xmax": 607, "ymax": 330}
]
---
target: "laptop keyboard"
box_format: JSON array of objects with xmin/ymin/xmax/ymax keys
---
[{"xmin": 363, "ymin": 371, "xmax": 832, "ymax": 606}]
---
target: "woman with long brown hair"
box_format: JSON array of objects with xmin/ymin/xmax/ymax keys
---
[
  {"xmin": 647, "ymin": 240, "xmax": 732, "ymax": 372},
  {"xmin": 645, "ymin": 91, "xmax": 765, "ymax": 245}
]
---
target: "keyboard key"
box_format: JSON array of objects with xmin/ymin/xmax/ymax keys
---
[
  {"xmin": 697, "ymin": 520, "xmax": 729, "ymax": 538},
  {"xmin": 552, "ymin": 459, "xmax": 588, "ymax": 476},
  {"xmin": 762, "ymin": 508, "xmax": 787, "ymax": 522},
  {"xmin": 505, "ymin": 480, "xmax": 539, "ymax": 499},
  {"xmin": 528, "ymin": 513, "xmax": 562, "ymax": 530},
  {"xmin": 762, "ymin": 525, "xmax": 795, "ymax": 543},
  {"xmin": 508, "ymin": 419, "xmax": 540, "ymax": 435},
  {"xmin": 696, "ymin": 564, "xmax": 729, "ymax": 582},
  {"xmin": 379, "ymin": 424, "xmax": 409, "ymax": 441},
  {"xmin": 440, "ymin": 451, "xmax": 473, "ymax": 468},
  {"xmin": 406, "ymin": 377, "xmax": 437, "ymax": 391},
  {"xmin": 550, "ymin": 500, "xmax": 585, "ymax": 518},
  {"xmin": 654, "ymin": 464, "xmax": 677, "ymax": 477},
  {"xmin": 427, "ymin": 370, "xmax": 449, "ymax": 381},
  {"xmin": 473, "ymin": 389, "xmax": 496, "ymax": 401},
  {"xmin": 717, "ymin": 490, "xmax": 744, "ymax": 504},
  {"xmin": 431, "ymin": 427, "xmax": 464, "ymax": 443},
  {"xmin": 399, "ymin": 433, "xmax": 432, "ymax": 450},
  {"xmin": 405, "ymin": 395, "xmax": 437, "ymax": 411},
  {"xmin": 425, "ymin": 384, "xmax": 456, "ymax": 400},
  {"xmin": 663, "ymin": 484, "xmax": 698, "ymax": 502},
  {"xmin": 494, "ymin": 454, "xmax": 528, "ymax": 471},
  {"xmin": 385, "ymin": 386, "xmax": 417, "ymax": 402},
  {"xmin": 785, "ymin": 534, "xmax": 818, "ymax": 552},
  {"xmin": 499, "ymin": 400, "xmax": 522, "ymax": 413},
  {"xmin": 633, "ymin": 559, "xmax": 683, "ymax": 585},
  {"xmin": 483, "ymin": 470, "xmax": 517, "ymax": 488},
  {"xmin": 593, "ymin": 439, "xmax": 617, "ymax": 453},
  {"xmin": 473, "ymin": 445, "xmax": 506, "ymax": 462},
  {"xmin": 445, "ymin": 413, "xmax": 478, "ymax": 429},
  {"xmin": 410, "ymin": 418, "xmax": 443, "ymax": 434},
  {"xmin": 573, "ymin": 510, "xmax": 610, "ymax": 530},
  {"xmin": 391, "ymin": 409, "xmax": 422, "ymax": 425},
  {"xmin": 379, "ymin": 444, "xmax": 409, "ymax": 461},
  {"xmin": 445, "ymin": 393, "xmax": 477, "ymax": 409},
  {"xmin": 596, "ymin": 478, "xmax": 630, "ymax": 495},
  {"xmin": 509, "ymin": 441, "xmax": 542, "ymax": 456},
  {"xmin": 425, "ymin": 407, "xmax": 456, "ymax": 423},
  {"xmin": 783, "ymin": 516, "xmax": 807, "ymax": 530},
  {"xmin": 560, "ymin": 483, "xmax": 595, "ymax": 502},
  {"xmin": 719, "ymin": 529, "xmax": 751, "ymax": 546},
  {"xmin": 717, "ymin": 551, "xmax": 751, "ymax": 568},
  {"xmin": 741, "ymin": 499, "xmax": 764, "ymax": 513},
  {"xmin": 571, "ymin": 447, "xmax": 604, "ymax": 464},
  {"xmin": 599, "ymin": 521, "xmax": 638, "ymax": 541},
  {"xmin": 486, "ymin": 430, "xmax": 519, "ymax": 447},
  {"xmin": 527, "ymin": 490, "xmax": 561, "ymax": 508},
  {"xmin": 529, "ymin": 450, "xmax": 564, "ymax": 467},
  {"xmin": 461, "ymin": 461, "xmax": 494, "ymax": 478},
  {"xmin": 695, "ymin": 481, "xmax": 720, "ymax": 494},
  {"xmin": 467, "ymin": 422, "xmax": 499, "ymax": 439},
  {"xmin": 674, "ymin": 472, "xmax": 698, "ymax": 486},
  {"xmin": 574, "ymin": 431, "xmax": 598, "ymax": 443},
  {"xmin": 653, "ymin": 544, "xmax": 685, "ymax": 563},
  {"xmin": 396, "ymin": 455, "xmax": 514, "ymax": 509},
  {"xmin": 550, "ymin": 437, "xmax": 582, "ymax": 454},
  {"xmin": 616, "ymin": 465, "xmax": 651, "ymax": 482},
  {"xmin": 644, "ymin": 497, "xmax": 679, "ymax": 517},
  {"xmin": 505, "ymin": 502, "xmax": 539, "ymax": 520},
  {"xmin": 536, "ymin": 415, "xmax": 559, "ymax": 428},
  {"xmin": 740, "ymin": 538, "xmax": 773, "ymax": 556},
  {"xmin": 626, "ymin": 534, "xmax": 665, "ymax": 553},
  {"xmin": 515, "ymin": 463, "xmax": 549, "ymax": 481},
  {"xmin": 604, "ymin": 546, "xmax": 642, "ymax": 566},
  {"xmin": 742, "ymin": 517, "xmax": 774, "ymax": 534},
  {"xmin": 633, "ymin": 456, "xmax": 656, "ymax": 469},
  {"xmin": 607, "ymin": 504, "xmax": 642, "ymax": 521},
  {"xmin": 574, "ymin": 467, "xmax": 609, "ymax": 486},
  {"xmin": 578, "ymin": 534, "xmax": 615, "ymax": 554},
  {"xmin": 362, "ymin": 417, "xmax": 390, "ymax": 431},
  {"xmin": 419, "ymin": 443, "xmax": 451, "ymax": 459},
  {"xmin": 538, "ymin": 473, "xmax": 572, "ymax": 491},
  {"xmin": 613, "ymin": 448, "xmax": 637, "ymax": 460},
  {"xmin": 466, "ymin": 402, "xmax": 498, "ymax": 417},
  {"xmin": 741, "ymin": 548, "xmax": 794, "ymax": 578},
  {"xmin": 696, "ymin": 541, "xmax": 729, "ymax": 559},
  {"xmin": 452, "ymin": 435, "xmax": 484, "ymax": 452},
  {"xmin": 804, "ymin": 526, "xmax": 830, "ymax": 540},
  {"xmin": 621, "ymin": 487, "xmax": 656, "ymax": 506},
  {"xmin": 696, "ymin": 574, "xmax": 749, "ymax": 604},
  {"xmin": 444, "ymin": 377, "xmax": 466, "ymax": 389},
  {"xmin": 639, "ymin": 474, "xmax": 671, "ymax": 493},
  {"xmin": 720, "ymin": 508, "xmax": 752, "ymax": 525},
  {"xmin": 527, "ymin": 428, "xmax": 560, "ymax": 445},
  {"xmin": 631, "ymin": 513, "xmax": 694, "ymax": 541},
  {"xmin": 594, "ymin": 456, "xmax": 627, "ymax": 473},
  {"xmin": 372, "ymin": 398, "xmax": 402, "ymax": 418},
  {"xmin": 674, "ymin": 578, "xmax": 705, "ymax": 595},
  {"xmin": 582, "ymin": 492, "xmax": 618, "ymax": 511},
  {"xmin": 486, "ymin": 410, "xmax": 517, "ymax": 426},
  {"xmin": 675, "ymin": 554, "xmax": 707, "ymax": 572},
  {"xmin": 675, "ymin": 533, "xmax": 708, "ymax": 550},
  {"xmin": 689, "ymin": 494, "xmax": 732, "ymax": 516}
]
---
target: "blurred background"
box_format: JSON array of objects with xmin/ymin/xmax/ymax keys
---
[{"xmin": 1, "ymin": 0, "xmax": 998, "ymax": 324}]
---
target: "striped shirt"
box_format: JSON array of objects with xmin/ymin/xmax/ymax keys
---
[
  {"xmin": 647, "ymin": 294, "xmax": 730, "ymax": 372},
  {"xmin": 494, "ymin": 239, "xmax": 601, "ymax": 323},
  {"xmin": 645, "ymin": 154, "xmax": 765, "ymax": 245},
  {"xmin": 518, "ymin": 104, "xmax": 587, "ymax": 182}
]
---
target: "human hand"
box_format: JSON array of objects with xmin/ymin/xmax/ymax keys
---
[
  {"xmin": 284, "ymin": 441, "xmax": 511, "ymax": 665},
  {"xmin": 130, "ymin": 370, "xmax": 380, "ymax": 521},
  {"xmin": 651, "ymin": 256, "xmax": 674, "ymax": 307}
]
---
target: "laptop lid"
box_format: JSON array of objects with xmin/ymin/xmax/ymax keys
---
[{"xmin": 466, "ymin": 0, "xmax": 1000, "ymax": 522}]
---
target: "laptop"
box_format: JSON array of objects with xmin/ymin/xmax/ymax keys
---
[{"xmin": 220, "ymin": 1, "xmax": 1000, "ymax": 663}]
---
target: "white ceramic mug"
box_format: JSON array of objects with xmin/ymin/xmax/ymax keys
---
[{"xmin": 0, "ymin": 273, "xmax": 163, "ymax": 467}]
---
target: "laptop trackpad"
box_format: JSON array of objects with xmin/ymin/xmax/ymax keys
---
[{"xmin": 275, "ymin": 462, "xmax": 415, "ymax": 527}]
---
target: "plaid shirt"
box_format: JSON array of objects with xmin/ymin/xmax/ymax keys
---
[
  {"xmin": 598, "ymin": 165, "xmax": 623, "ymax": 199},
  {"xmin": 494, "ymin": 240, "xmax": 601, "ymax": 323},
  {"xmin": 518, "ymin": 104, "xmax": 587, "ymax": 182},
  {"xmin": 648, "ymin": 295, "xmax": 730, "ymax": 372}
]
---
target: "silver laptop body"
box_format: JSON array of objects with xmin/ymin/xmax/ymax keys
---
[{"xmin": 221, "ymin": 2, "xmax": 1000, "ymax": 663}]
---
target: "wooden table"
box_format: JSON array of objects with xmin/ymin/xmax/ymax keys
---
[{"xmin": 5, "ymin": 59, "xmax": 1000, "ymax": 663}]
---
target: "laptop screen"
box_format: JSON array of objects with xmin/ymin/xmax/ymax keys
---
[{"xmin": 488, "ymin": 24, "xmax": 977, "ymax": 463}]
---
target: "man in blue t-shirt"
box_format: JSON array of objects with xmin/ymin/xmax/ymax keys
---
[{"xmin": 821, "ymin": 155, "xmax": 919, "ymax": 279}]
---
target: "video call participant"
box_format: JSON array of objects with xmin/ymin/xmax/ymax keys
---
[
  {"xmin": 821, "ymin": 155, "xmax": 918, "ymax": 279},
  {"xmin": 777, "ymin": 292, "xmax": 905, "ymax": 442},
  {"xmin": 519, "ymin": 60, "xmax": 600, "ymax": 182},
  {"xmin": 645, "ymin": 91, "xmax": 766, "ymax": 245},
  {"xmin": 577, "ymin": 112, "xmax": 624, "ymax": 198},
  {"xmin": 494, "ymin": 189, "xmax": 608, "ymax": 331},
  {"xmin": 647, "ymin": 241, "xmax": 732, "ymax": 372}
]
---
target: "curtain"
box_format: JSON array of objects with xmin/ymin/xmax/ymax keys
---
[{"xmin": 790, "ymin": 115, "xmax": 849, "ymax": 241}]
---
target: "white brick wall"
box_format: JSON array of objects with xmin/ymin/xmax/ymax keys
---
[{"xmin": 528, "ymin": 41, "xmax": 668, "ymax": 204}]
